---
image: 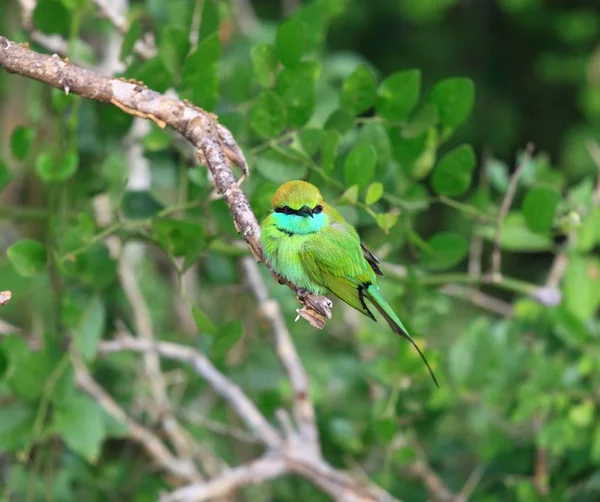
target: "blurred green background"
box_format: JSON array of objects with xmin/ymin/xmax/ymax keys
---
[{"xmin": 1, "ymin": 0, "xmax": 600, "ymax": 501}]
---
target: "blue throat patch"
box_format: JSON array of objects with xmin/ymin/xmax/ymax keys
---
[{"xmin": 272, "ymin": 212, "xmax": 328, "ymax": 235}]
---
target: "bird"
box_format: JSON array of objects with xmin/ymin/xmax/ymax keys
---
[{"xmin": 260, "ymin": 180, "xmax": 438, "ymax": 387}]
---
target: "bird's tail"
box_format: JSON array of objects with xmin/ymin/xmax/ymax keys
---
[{"xmin": 365, "ymin": 285, "xmax": 439, "ymax": 387}]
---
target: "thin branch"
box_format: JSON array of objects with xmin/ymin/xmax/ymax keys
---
[
  {"xmin": 119, "ymin": 255, "xmax": 196, "ymax": 463},
  {"xmin": 160, "ymin": 455, "xmax": 287, "ymax": 502},
  {"xmin": 586, "ymin": 138, "xmax": 600, "ymax": 204},
  {"xmin": 439, "ymin": 284, "xmax": 512, "ymax": 316},
  {"xmin": 0, "ymin": 35, "xmax": 332, "ymax": 328},
  {"xmin": 72, "ymin": 351, "xmax": 199, "ymax": 481},
  {"xmin": 242, "ymin": 257, "xmax": 319, "ymax": 447},
  {"xmin": 459, "ymin": 465, "xmax": 485, "ymax": 501},
  {"xmin": 491, "ymin": 143, "xmax": 534, "ymax": 280},
  {"xmin": 230, "ymin": 0, "xmax": 260, "ymax": 36},
  {"xmin": 183, "ymin": 411, "xmax": 258, "ymax": 444},
  {"xmin": 405, "ymin": 459, "xmax": 456, "ymax": 502},
  {"xmin": 91, "ymin": 0, "xmax": 157, "ymax": 59},
  {"xmin": 99, "ymin": 336, "xmax": 282, "ymax": 449},
  {"xmin": 0, "ymin": 290, "xmax": 11, "ymax": 306}
]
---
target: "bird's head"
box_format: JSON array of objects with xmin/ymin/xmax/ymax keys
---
[{"xmin": 270, "ymin": 181, "xmax": 328, "ymax": 234}]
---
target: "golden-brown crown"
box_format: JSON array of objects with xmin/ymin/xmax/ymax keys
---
[{"xmin": 271, "ymin": 180, "xmax": 323, "ymax": 210}]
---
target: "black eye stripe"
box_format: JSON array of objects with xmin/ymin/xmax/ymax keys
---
[{"xmin": 274, "ymin": 204, "xmax": 323, "ymax": 215}]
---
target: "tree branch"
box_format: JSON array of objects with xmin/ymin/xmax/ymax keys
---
[
  {"xmin": 72, "ymin": 351, "xmax": 200, "ymax": 481},
  {"xmin": 160, "ymin": 455, "xmax": 287, "ymax": 502},
  {"xmin": 241, "ymin": 257, "xmax": 319, "ymax": 447},
  {"xmin": 0, "ymin": 35, "xmax": 332, "ymax": 328},
  {"xmin": 99, "ymin": 336, "xmax": 282, "ymax": 449}
]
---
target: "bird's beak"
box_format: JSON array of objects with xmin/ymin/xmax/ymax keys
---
[{"xmin": 297, "ymin": 205, "xmax": 314, "ymax": 218}]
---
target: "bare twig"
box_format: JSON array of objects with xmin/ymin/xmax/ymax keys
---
[
  {"xmin": 231, "ymin": 0, "xmax": 260, "ymax": 36},
  {"xmin": 0, "ymin": 36, "xmax": 332, "ymax": 328},
  {"xmin": 242, "ymin": 257, "xmax": 319, "ymax": 447},
  {"xmin": 491, "ymin": 143, "xmax": 534, "ymax": 280},
  {"xmin": 119, "ymin": 256, "xmax": 197, "ymax": 462},
  {"xmin": 468, "ymin": 233, "xmax": 483, "ymax": 278},
  {"xmin": 183, "ymin": 411, "xmax": 258, "ymax": 444},
  {"xmin": 160, "ymin": 455, "xmax": 287, "ymax": 502},
  {"xmin": 439, "ymin": 284, "xmax": 512, "ymax": 316},
  {"xmin": 0, "ymin": 290, "xmax": 11, "ymax": 306},
  {"xmin": 586, "ymin": 139, "xmax": 600, "ymax": 204},
  {"xmin": 91, "ymin": 0, "xmax": 157, "ymax": 59},
  {"xmin": 405, "ymin": 460, "xmax": 456, "ymax": 502},
  {"xmin": 72, "ymin": 351, "xmax": 199, "ymax": 481},
  {"xmin": 99, "ymin": 336, "xmax": 282, "ymax": 449},
  {"xmin": 282, "ymin": 0, "xmax": 300, "ymax": 16},
  {"xmin": 459, "ymin": 465, "xmax": 485, "ymax": 501}
]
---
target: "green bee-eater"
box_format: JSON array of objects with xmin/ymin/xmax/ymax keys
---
[{"xmin": 260, "ymin": 180, "xmax": 438, "ymax": 386}]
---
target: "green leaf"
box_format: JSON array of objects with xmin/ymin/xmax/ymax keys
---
[
  {"xmin": 10, "ymin": 126, "xmax": 35, "ymax": 160},
  {"xmin": 577, "ymin": 207, "xmax": 600, "ymax": 252},
  {"xmin": 564, "ymin": 254, "xmax": 600, "ymax": 321},
  {"xmin": 431, "ymin": 144, "xmax": 476, "ymax": 196},
  {"xmin": 192, "ymin": 306, "xmax": 217, "ymax": 336},
  {"xmin": 181, "ymin": 33, "xmax": 221, "ymax": 110},
  {"xmin": 340, "ymin": 65, "xmax": 377, "ymax": 115},
  {"xmin": 250, "ymin": 91, "xmax": 287, "ymax": 138},
  {"xmin": 121, "ymin": 19, "xmax": 142, "ymax": 60},
  {"xmin": 375, "ymin": 212, "xmax": 400, "ymax": 233},
  {"xmin": 358, "ymin": 123, "xmax": 393, "ymax": 168},
  {"xmin": 430, "ymin": 77, "xmax": 475, "ymax": 128},
  {"xmin": 3, "ymin": 336, "xmax": 55, "ymax": 401},
  {"xmin": 275, "ymin": 20, "xmax": 305, "ymax": 68},
  {"xmin": 7, "ymin": 239, "xmax": 46, "ymax": 277},
  {"xmin": 339, "ymin": 185, "xmax": 359, "ymax": 205},
  {"xmin": 53, "ymin": 394, "xmax": 106, "ymax": 463},
  {"xmin": 75, "ymin": 296, "xmax": 105, "ymax": 362},
  {"xmin": 365, "ymin": 182, "xmax": 384, "ymax": 205},
  {"xmin": 299, "ymin": 128, "xmax": 323, "ymax": 156},
  {"xmin": 121, "ymin": 191, "xmax": 165, "ymax": 219},
  {"xmin": 276, "ymin": 67, "xmax": 315, "ymax": 128},
  {"xmin": 198, "ymin": 0, "xmax": 220, "ymax": 41},
  {"xmin": 522, "ymin": 187, "xmax": 560, "ymax": 233},
  {"xmin": 251, "ymin": 44, "xmax": 278, "ymax": 87},
  {"xmin": 159, "ymin": 26, "xmax": 191, "ymax": 79},
  {"xmin": 35, "ymin": 151, "xmax": 79, "ymax": 183},
  {"xmin": 568, "ymin": 400, "xmax": 595, "ymax": 428},
  {"xmin": 33, "ymin": 0, "xmax": 70, "ymax": 36},
  {"xmin": 344, "ymin": 144, "xmax": 377, "ymax": 189},
  {"xmin": 0, "ymin": 160, "xmax": 13, "ymax": 192},
  {"xmin": 321, "ymin": 129, "xmax": 341, "ymax": 171},
  {"xmin": 324, "ymin": 108, "xmax": 354, "ymax": 134},
  {"xmin": 376, "ymin": 69, "xmax": 421, "ymax": 121},
  {"xmin": 402, "ymin": 103, "xmax": 438, "ymax": 138},
  {"xmin": 130, "ymin": 56, "xmax": 173, "ymax": 92},
  {"xmin": 210, "ymin": 321, "xmax": 244, "ymax": 359},
  {"xmin": 143, "ymin": 127, "xmax": 172, "ymax": 152},
  {"xmin": 476, "ymin": 212, "xmax": 554, "ymax": 252},
  {"xmin": 0, "ymin": 402, "xmax": 36, "ymax": 452},
  {"xmin": 153, "ymin": 219, "xmax": 205, "ymax": 257},
  {"xmin": 255, "ymin": 149, "xmax": 306, "ymax": 183},
  {"xmin": 420, "ymin": 232, "xmax": 469, "ymax": 270}
]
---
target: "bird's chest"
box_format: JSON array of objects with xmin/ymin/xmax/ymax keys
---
[{"xmin": 265, "ymin": 232, "xmax": 316, "ymax": 291}]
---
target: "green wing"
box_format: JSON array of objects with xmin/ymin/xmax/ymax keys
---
[{"xmin": 301, "ymin": 223, "xmax": 378, "ymax": 320}]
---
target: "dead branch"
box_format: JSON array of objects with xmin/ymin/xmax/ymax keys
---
[{"xmin": 490, "ymin": 143, "xmax": 534, "ymax": 280}]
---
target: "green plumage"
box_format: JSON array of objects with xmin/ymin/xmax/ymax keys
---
[{"xmin": 260, "ymin": 180, "xmax": 438, "ymax": 386}]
